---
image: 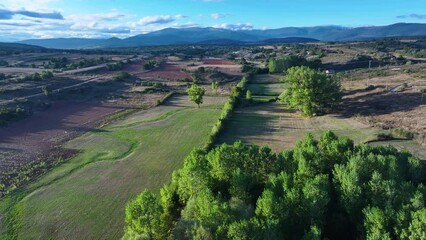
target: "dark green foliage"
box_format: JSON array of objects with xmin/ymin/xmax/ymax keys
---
[
  {"xmin": 22, "ymin": 72, "xmax": 41, "ymax": 81},
  {"xmin": 205, "ymin": 76, "xmax": 249, "ymax": 149},
  {"xmin": 106, "ymin": 62, "xmax": 123, "ymax": 71},
  {"xmin": 41, "ymin": 85, "xmax": 52, "ymax": 96},
  {"xmin": 191, "ymin": 72, "xmax": 202, "ymax": 84},
  {"xmin": 45, "ymin": 57, "xmax": 109, "ymax": 70},
  {"xmin": 112, "ymin": 71, "xmax": 131, "ymax": 81},
  {"xmin": 268, "ymin": 56, "xmax": 321, "ymax": 74},
  {"xmin": 280, "ymin": 66, "xmax": 341, "ymax": 116},
  {"xmin": 41, "ymin": 71, "xmax": 53, "ymax": 79},
  {"xmin": 124, "ymin": 131, "xmax": 426, "ymax": 239},
  {"xmin": 246, "ymin": 90, "xmax": 252, "ymax": 102},
  {"xmin": 21, "ymin": 71, "xmax": 54, "ymax": 82},
  {"xmin": 143, "ymin": 60, "xmax": 157, "ymax": 70}
]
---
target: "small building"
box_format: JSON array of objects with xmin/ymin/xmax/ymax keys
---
[{"xmin": 325, "ymin": 69, "xmax": 335, "ymax": 76}]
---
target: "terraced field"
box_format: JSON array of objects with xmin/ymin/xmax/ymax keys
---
[{"xmin": 0, "ymin": 95, "xmax": 227, "ymax": 240}]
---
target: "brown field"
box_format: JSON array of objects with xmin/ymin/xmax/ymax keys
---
[
  {"xmin": 0, "ymin": 101, "xmax": 123, "ymax": 172},
  {"xmin": 340, "ymin": 69, "xmax": 426, "ymax": 139},
  {"xmin": 135, "ymin": 62, "xmax": 191, "ymax": 81},
  {"xmin": 0, "ymin": 67, "xmax": 43, "ymax": 75},
  {"xmin": 202, "ymin": 59, "xmax": 235, "ymax": 65}
]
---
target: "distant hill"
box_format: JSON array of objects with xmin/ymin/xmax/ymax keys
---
[
  {"xmin": 17, "ymin": 38, "xmax": 105, "ymax": 49},
  {"xmin": 0, "ymin": 42, "xmax": 46, "ymax": 55},
  {"xmin": 0, "ymin": 42, "xmax": 45, "ymax": 51},
  {"xmin": 260, "ymin": 37, "xmax": 320, "ymax": 44},
  {"xmin": 17, "ymin": 23, "xmax": 426, "ymax": 49}
]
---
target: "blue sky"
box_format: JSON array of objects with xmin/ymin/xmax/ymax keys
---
[{"xmin": 0, "ymin": 0, "xmax": 425, "ymax": 41}]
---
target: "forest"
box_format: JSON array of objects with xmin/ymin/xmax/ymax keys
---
[{"xmin": 124, "ymin": 131, "xmax": 426, "ymax": 240}]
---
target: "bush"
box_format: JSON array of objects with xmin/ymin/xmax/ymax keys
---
[
  {"xmin": 143, "ymin": 60, "xmax": 157, "ymax": 70},
  {"xmin": 106, "ymin": 62, "xmax": 123, "ymax": 71},
  {"xmin": 112, "ymin": 71, "xmax": 131, "ymax": 81},
  {"xmin": 41, "ymin": 71, "xmax": 53, "ymax": 79},
  {"xmin": 41, "ymin": 85, "xmax": 52, "ymax": 96}
]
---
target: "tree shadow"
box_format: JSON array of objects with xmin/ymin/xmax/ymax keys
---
[{"xmin": 338, "ymin": 90, "xmax": 425, "ymax": 118}]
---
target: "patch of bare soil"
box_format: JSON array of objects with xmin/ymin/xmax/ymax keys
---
[
  {"xmin": 202, "ymin": 59, "xmax": 235, "ymax": 65},
  {"xmin": 136, "ymin": 63, "xmax": 191, "ymax": 81},
  {"xmin": 341, "ymin": 76, "xmax": 426, "ymax": 143},
  {"xmin": 0, "ymin": 101, "xmax": 123, "ymax": 172}
]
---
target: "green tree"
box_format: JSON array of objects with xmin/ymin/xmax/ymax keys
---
[
  {"xmin": 408, "ymin": 209, "xmax": 426, "ymax": 240},
  {"xmin": 41, "ymin": 71, "xmax": 53, "ymax": 79},
  {"xmin": 280, "ymin": 66, "xmax": 341, "ymax": 116},
  {"xmin": 268, "ymin": 58, "xmax": 278, "ymax": 73},
  {"xmin": 41, "ymin": 85, "xmax": 52, "ymax": 96},
  {"xmin": 187, "ymin": 83, "xmax": 205, "ymax": 108},
  {"xmin": 125, "ymin": 131, "xmax": 426, "ymax": 240},
  {"xmin": 246, "ymin": 90, "xmax": 252, "ymax": 102},
  {"xmin": 211, "ymin": 80, "xmax": 219, "ymax": 95},
  {"xmin": 125, "ymin": 190, "xmax": 164, "ymax": 240}
]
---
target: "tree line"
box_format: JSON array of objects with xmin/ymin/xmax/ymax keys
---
[{"xmin": 123, "ymin": 131, "xmax": 425, "ymax": 239}]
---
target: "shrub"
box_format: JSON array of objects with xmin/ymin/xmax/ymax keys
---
[
  {"xmin": 143, "ymin": 60, "xmax": 157, "ymax": 70},
  {"xmin": 112, "ymin": 71, "xmax": 131, "ymax": 81}
]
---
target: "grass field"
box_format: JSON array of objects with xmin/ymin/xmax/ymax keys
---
[
  {"xmin": 0, "ymin": 95, "xmax": 227, "ymax": 240},
  {"xmin": 218, "ymin": 103, "xmax": 381, "ymax": 152},
  {"xmin": 220, "ymin": 74, "xmax": 425, "ymax": 158}
]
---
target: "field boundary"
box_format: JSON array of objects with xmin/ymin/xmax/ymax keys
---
[{"xmin": 204, "ymin": 74, "xmax": 250, "ymax": 150}]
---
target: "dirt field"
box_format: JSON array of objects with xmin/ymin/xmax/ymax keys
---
[
  {"xmin": 202, "ymin": 59, "xmax": 235, "ymax": 65},
  {"xmin": 135, "ymin": 62, "xmax": 191, "ymax": 81},
  {"xmin": 0, "ymin": 101, "xmax": 123, "ymax": 172},
  {"xmin": 220, "ymin": 73, "xmax": 426, "ymax": 160},
  {"xmin": 0, "ymin": 67, "xmax": 43, "ymax": 75},
  {"xmin": 341, "ymin": 69, "xmax": 426, "ymax": 138}
]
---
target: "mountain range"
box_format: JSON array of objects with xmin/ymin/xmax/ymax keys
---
[{"xmin": 16, "ymin": 23, "xmax": 426, "ymax": 49}]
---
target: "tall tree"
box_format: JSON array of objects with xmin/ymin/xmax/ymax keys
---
[
  {"xmin": 187, "ymin": 83, "xmax": 205, "ymax": 108},
  {"xmin": 211, "ymin": 80, "xmax": 219, "ymax": 95},
  {"xmin": 280, "ymin": 66, "xmax": 341, "ymax": 116}
]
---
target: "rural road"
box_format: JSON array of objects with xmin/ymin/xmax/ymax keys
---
[
  {"xmin": 0, "ymin": 76, "xmax": 103, "ymax": 105},
  {"xmin": 0, "ymin": 56, "xmax": 142, "ymax": 105}
]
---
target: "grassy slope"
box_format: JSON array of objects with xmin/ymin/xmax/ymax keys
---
[{"xmin": 0, "ymin": 95, "xmax": 226, "ymax": 240}]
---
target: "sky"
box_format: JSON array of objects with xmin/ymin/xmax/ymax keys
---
[{"xmin": 0, "ymin": 0, "xmax": 426, "ymax": 41}]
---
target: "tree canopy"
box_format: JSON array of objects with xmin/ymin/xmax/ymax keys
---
[
  {"xmin": 187, "ymin": 83, "xmax": 205, "ymax": 108},
  {"xmin": 268, "ymin": 56, "xmax": 321, "ymax": 74},
  {"xmin": 279, "ymin": 66, "xmax": 341, "ymax": 116},
  {"xmin": 124, "ymin": 131, "xmax": 426, "ymax": 240}
]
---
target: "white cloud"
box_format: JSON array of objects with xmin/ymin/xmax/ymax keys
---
[
  {"xmin": 2, "ymin": 0, "xmax": 60, "ymax": 11},
  {"xmin": 213, "ymin": 23, "xmax": 253, "ymax": 30},
  {"xmin": 137, "ymin": 15, "xmax": 174, "ymax": 26},
  {"xmin": 396, "ymin": 13, "xmax": 426, "ymax": 20},
  {"xmin": 210, "ymin": 13, "xmax": 227, "ymax": 19}
]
